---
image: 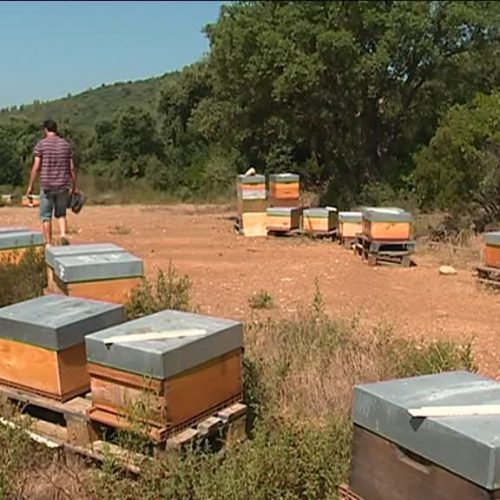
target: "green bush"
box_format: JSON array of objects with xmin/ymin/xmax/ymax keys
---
[
  {"xmin": 0, "ymin": 248, "xmax": 46, "ymax": 307},
  {"xmin": 125, "ymin": 263, "xmax": 193, "ymax": 320},
  {"xmin": 248, "ymin": 290, "xmax": 274, "ymax": 310}
]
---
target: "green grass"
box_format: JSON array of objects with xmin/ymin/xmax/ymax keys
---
[{"xmin": 249, "ymin": 290, "xmax": 274, "ymax": 310}]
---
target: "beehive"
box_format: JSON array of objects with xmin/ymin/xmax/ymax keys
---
[
  {"xmin": 0, "ymin": 229, "xmax": 44, "ymax": 263},
  {"xmin": 85, "ymin": 309, "xmax": 244, "ymax": 439},
  {"xmin": 268, "ymin": 173, "xmax": 300, "ymax": 207},
  {"xmin": 338, "ymin": 212, "xmax": 363, "ymax": 239},
  {"xmin": 0, "ymin": 295, "xmax": 124, "ymax": 401},
  {"xmin": 266, "ymin": 207, "xmax": 301, "ymax": 232},
  {"xmin": 22, "ymin": 195, "xmax": 40, "ymax": 207},
  {"xmin": 349, "ymin": 372, "xmax": 500, "ymax": 500},
  {"xmin": 52, "ymin": 251, "xmax": 144, "ymax": 304},
  {"xmin": 484, "ymin": 232, "xmax": 500, "ymax": 268},
  {"xmin": 241, "ymin": 212, "xmax": 268, "ymax": 237},
  {"xmin": 1, "ymin": 194, "xmax": 13, "ymax": 205},
  {"xmin": 237, "ymin": 175, "xmax": 267, "ymax": 216},
  {"xmin": 362, "ymin": 207, "xmax": 412, "ymax": 240},
  {"xmin": 302, "ymin": 208, "xmax": 337, "ymax": 233},
  {"xmin": 46, "ymin": 243, "xmax": 125, "ymax": 292}
]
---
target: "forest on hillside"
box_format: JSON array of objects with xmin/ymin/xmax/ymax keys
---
[{"xmin": 1, "ymin": 1, "xmax": 499, "ymax": 228}]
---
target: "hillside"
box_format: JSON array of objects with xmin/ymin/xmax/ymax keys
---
[{"xmin": 0, "ymin": 71, "xmax": 177, "ymax": 131}]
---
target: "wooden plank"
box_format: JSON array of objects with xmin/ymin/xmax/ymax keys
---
[
  {"xmin": 87, "ymin": 363, "xmax": 163, "ymax": 392},
  {"xmin": 409, "ymin": 405, "xmax": 500, "ymax": 418},
  {"xmin": 166, "ymin": 428, "xmax": 199, "ymax": 450},
  {"xmin": 102, "ymin": 329, "xmax": 207, "ymax": 344},
  {"xmin": 0, "ymin": 416, "xmax": 63, "ymax": 449},
  {"xmin": 217, "ymin": 403, "xmax": 247, "ymax": 422},
  {"xmin": 197, "ymin": 416, "xmax": 222, "ymax": 437}
]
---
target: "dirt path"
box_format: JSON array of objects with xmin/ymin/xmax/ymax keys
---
[{"xmin": 3, "ymin": 204, "xmax": 499, "ymax": 376}]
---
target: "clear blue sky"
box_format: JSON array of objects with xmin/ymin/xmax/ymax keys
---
[{"xmin": 0, "ymin": 1, "xmax": 224, "ymax": 108}]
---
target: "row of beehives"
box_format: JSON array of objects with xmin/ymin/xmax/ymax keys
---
[
  {"xmin": 0, "ymin": 228, "xmax": 244, "ymax": 439},
  {"xmin": 1, "ymin": 194, "xmax": 42, "ymax": 208},
  {"xmin": 342, "ymin": 370, "xmax": 500, "ymax": 500}
]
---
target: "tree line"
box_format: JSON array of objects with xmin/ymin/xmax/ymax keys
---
[{"xmin": 1, "ymin": 1, "xmax": 499, "ymax": 227}]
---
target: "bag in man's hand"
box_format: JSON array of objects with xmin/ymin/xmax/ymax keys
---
[{"xmin": 67, "ymin": 191, "xmax": 85, "ymax": 214}]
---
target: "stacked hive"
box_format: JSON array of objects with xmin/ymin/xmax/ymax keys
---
[
  {"xmin": 0, "ymin": 295, "xmax": 124, "ymax": 401},
  {"xmin": 237, "ymin": 174, "xmax": 267, "ymax": 237},
  {"xmin": 1, "ymin": 194, "xmax": 13, "ymax": 205},
  {"xmin": 338, "ymin": 212, "xmax": 363, "ymax": 245},
  {"xmin": 302, "ymin": 208, "xmax": 337, "ymax": 235},
  {"xmin": 0, "ymin": 227, "xmax": 44, "ymax": 263},
  {"xmin": 85, "ymin": 309, "xmax": 244, "ymax": 441},
  {"xmin": 267, "ymin": 173, "xmax": 301, "ymax": 233},
  {"xmin": 347, "ymin": 372, "xmax": 500, "ymax": 500},
  {"xmin": 50, "ymin": 248, "xmax": 144, "ymax": 304},
  {"xmin": 268, "ymin": 173, "xmax": 300, "ymax": 208}
]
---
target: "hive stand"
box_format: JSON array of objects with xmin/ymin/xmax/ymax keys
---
[{"xmin": 355, "ymin": 233, "xmax": 415, "ymax": 267}]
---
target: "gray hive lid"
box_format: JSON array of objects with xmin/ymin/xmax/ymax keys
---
[
  {"xmin": 53, "ymin": 252, "xmax": 144, "ymax": 283},
  {"xmin": 339, "ymin": 211, "xmax": 363, "ymax": 222},
  {"xmin": 46, "ymin": 243, "xmax": 124, "ymax": 269},
  {"xmin": 85, "ymin": 309, "xmax": 244, "ymax": 379},
  {"xmin": 0, "ymin": 294, "xmax": 124, "ymax": 351},
  {"xmin": 353, "ymin": 371, "xmax": 500, "ymax": 490},
  {"xmin": 303, "ymin": 208, "xmax": 335, "ymax": 218},
  {"xmin": 237, "ymin": 174, "xmax": 266, "ymax": 185},
  {"xmin": 485, "ymin": 232, "xmax": 500, "ymax": 247},
  {"xmin": 269, "ymin": 173, "xmax": 299, "ymax": 183},
  {"xmin": 0, "ymin": 231, "xmax": 44, "ymax": 250},
  {"xmin": 362, "ymin": 207, "xmax": 413, "ymax": 222},
  {"xmin": 267, "ymin": 207, "xmax": 299, "ymax": 216}
]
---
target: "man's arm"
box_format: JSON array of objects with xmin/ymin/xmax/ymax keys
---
[
  {"xmin": 70, "ymin": 158, "xmax": 77, "ymax": 193},
  {"xmin": 26, "ymin": 156, "xmax": 41, "ymax": 195}
]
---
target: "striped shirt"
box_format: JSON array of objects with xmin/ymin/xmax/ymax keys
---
[{"xmin": 34, "ymin": 136, "xmax": 73, "ymax": 190}]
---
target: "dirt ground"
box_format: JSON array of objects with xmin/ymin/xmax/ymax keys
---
[{"xmin": 3, "ymin": 204, "xmax": 500, "ymax": 377}]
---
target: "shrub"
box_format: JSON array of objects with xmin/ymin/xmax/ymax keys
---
[
  {"xmin": 125, "ymin": 263, "xmax": 193, "ymax": 320},
  {"xmin": 0, "ymin": 248, "xmax": 46, "ymax": 307},
  {"xmin": 248, "ymin": 290, "xmax": 274, "ymax": 310}
]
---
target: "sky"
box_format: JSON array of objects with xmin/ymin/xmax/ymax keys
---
[{"xmin": 0, "ymin": 1, "xmax": 224, "ymax": 108}]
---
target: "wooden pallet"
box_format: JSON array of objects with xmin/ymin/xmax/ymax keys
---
[
  {"xmin": 267, "ymin": 228, "xmax": 302, "ymax": 237},
  {"xmin": 339, "ymin": 236, "xmax": 357, "ymax": 249},
  {"xmin": 338, "ymin": 484, "xmax": 364, "ymax": 500},
  {"xmin": 355, "ymin": 233, "xmax": 414, "ymax": 267},
  {"xmin": 302, "ymin": 228, "xmax": 337, "ymax": 240},
  {"xmin": 476, "ymin": 266, "xmax": 500, "ymax": 289},
  {"xmin": 0, "ymin": 382, "xmax": 247, "ymax": 474}
]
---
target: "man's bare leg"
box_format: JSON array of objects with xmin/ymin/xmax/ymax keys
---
[
  {"xmin": 42, "ymin": 220, "xmax": 52, "ymax": 246},
  {"xmin": 58, "ymin": 216, "xmax": 67, "ymax": 238}
]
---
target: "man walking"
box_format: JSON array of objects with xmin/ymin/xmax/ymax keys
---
[{"xmin": 26, "ymin": 119, "xmax": 77, "ymax": 246}]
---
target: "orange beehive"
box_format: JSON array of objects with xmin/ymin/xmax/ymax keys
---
[
  {"xmin": 267, "ymin": 207, "xmax": 302, "ymax": 232},
  {"xmin": 85, "ymin": 310, "xmax": 244, "ymax": 441},
  {"xmin": 0, "ymin": 295, "xmax": 124, "ymax": 401},
  {"xmin": 302, "ymin": 208, "xmax": 337, "ymax": 233},
  {"xmin": 338, "ymin": 212, "xmax": 363, "ymax": 238},
  {"xmin": 362, "ymin": 208, "xmax": 412, "ymax": 241},
  {"xmin": 22, "ymin": 195, "xmax": 40, "ymax": 207},
  {"xmin": 241, "ymin": 212, "xmax": 268, "ymax": 237},
  {"xmin": 269, "ymin": 173, "xmax": 300, "ymax": 199},
  {"xmin": 0, "ymin": 229, "xmax": 44, "ymax": 264},
  {"xmin": 484, "ymin": 232, "xmax": 500, "ymax": 268}
]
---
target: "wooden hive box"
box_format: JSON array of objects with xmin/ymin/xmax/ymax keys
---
[
  {"xmin": 302, "ymin": 208, "xmax": 337, "ymax": 233},
  {"xmin": 237, "ymin": 175, "xmax": 267, "ymax": 216},
  {"xmin": 484, "ymin": 232, "xmax": 500, "ymax": 268},
  {"xmin": 85, "ymin": 309, "xmax": 244, "ymax": 440},
  {"xmin": 362, "ymin": 207, "xmax": 413, "ymax": 241},
  {"xmin": 1, "ymin": 194, "xmax": 13, "ymax": 205},
  {"xmin": 0, "ymin": 295, "xmax": 124, "ymax": 401},
  {"xmin": 268, "ymin": 173, "xmax": 300, "ymax": 199},
  {"xmin": 338, "ymin": 212, "xmax": 363, "ymax": 238},
  {"xmin": 0, "ymin": 228, "xmax": 44, "ymax": 263},
  {"xmin": 52, "ymin": 251, "xmax": 144, "ymax": 304},
  {"xmin": 266, "ymin": 207, "xmax": 302, "ymax": 232},
  {"xmin": 241, "ymin": 212, "xmax": 267, "ymax": 237},
  {"xmin": 46, "ymin": 243, "xmax": 125, "ymax": 293},
  {"xmin": 22, "ymin": 195, "xmax": 40, "ymax": 208},
  {"xmin": 349, "ymin": 372, "xmax": 500, "ymax": 500}
]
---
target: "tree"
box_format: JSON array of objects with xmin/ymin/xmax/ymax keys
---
[
  {"xmin": 414, "ymin": 91, "xmax": 500, "ymax": 230},
  {"xmin": 201, "ymin": 1, "xmax": 500, "ymax": 206}
]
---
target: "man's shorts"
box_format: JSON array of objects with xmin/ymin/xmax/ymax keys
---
[{"xmin": 40, "ymin": 189, "xmax": 69, "ymax": 222}]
